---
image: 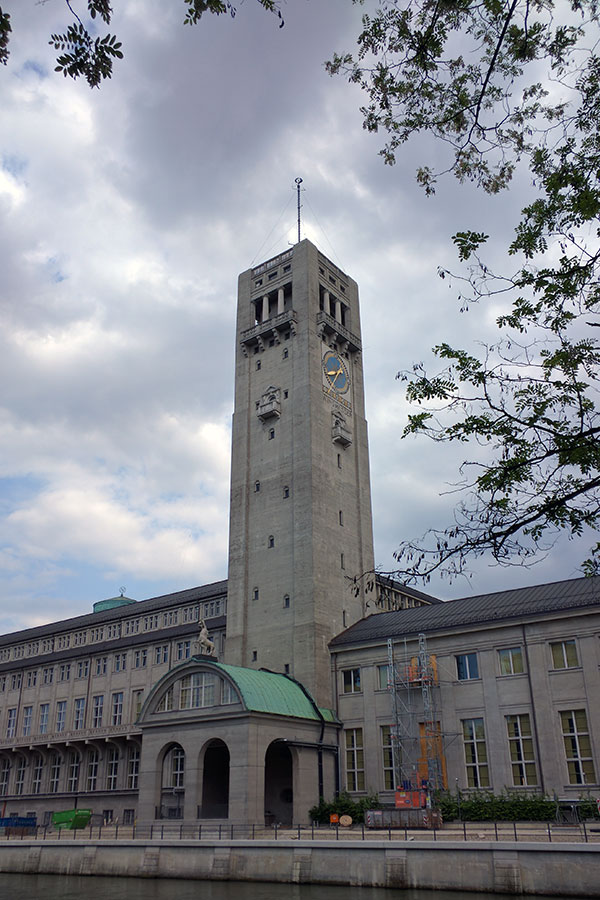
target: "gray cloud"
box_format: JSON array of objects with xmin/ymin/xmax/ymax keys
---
[{"xmin": 0, "ymin": 0, "xmax": 589, "ymax": 627}]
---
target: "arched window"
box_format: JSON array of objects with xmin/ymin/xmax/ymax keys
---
[{"xmin": 268, "ymin": 535, "xmax": 275, "ymax": 548}]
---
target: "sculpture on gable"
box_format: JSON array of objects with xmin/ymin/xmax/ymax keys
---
[{"xmin": 196, "ymin": 618, "xmax": 216, "ymax": 657}]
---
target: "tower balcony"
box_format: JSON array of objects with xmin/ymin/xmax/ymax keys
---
[
  {"xmin": 316, "ymin": 311, "xmax": 361, "ymax": 353},
  {"xmin": 332, "ymin": 420, "xmax": 353, "ymax": 447},
  {"xmin": 257, "ymin": 387, "xmax": 281, "ymax": 421},
  {"xmin": 240, "ymin": 309, "xmax": 297, "ymax": 355}
]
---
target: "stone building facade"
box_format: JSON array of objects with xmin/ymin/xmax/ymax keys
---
[
  {"xmin": 331, "ymin": 577, "xmax": 600, "ymax": 805},
  {"xmin": 0, "ymin": 241, "xmax": 597, "ymax": 825}
]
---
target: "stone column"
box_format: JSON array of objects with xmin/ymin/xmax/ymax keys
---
[
  {"xmin": 262, "ymin": 295, "xmax": 269, "ymax": 322},
  {"xmin": 335, "ymin": 299, "xmax": 342, "ymax": 323},
  {"xmin": 277, "ymin": 288, "xmax": 285, "ymax": 315}
]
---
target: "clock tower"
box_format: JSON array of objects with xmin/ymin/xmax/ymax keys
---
[{"xmin": 225, "ymin": 240, "xmax": 375, "ymax": 705}]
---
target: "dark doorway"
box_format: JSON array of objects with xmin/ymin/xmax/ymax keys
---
[
  {"xmin": 201, "ymin": 739, "xmax": 230, "ymax": 818},
  {"xmin": 264, "ymin": 741, "xmax": 293, "ymax": 825}
]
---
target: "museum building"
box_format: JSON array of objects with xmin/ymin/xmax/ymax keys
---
[{"xmin": 0, "ymin": 241, "xmax": 597, "ymax": 825}]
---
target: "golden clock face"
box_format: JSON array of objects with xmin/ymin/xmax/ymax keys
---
[{"xmin": 323, "ymin": 350, "xmax": 350, "ymax": 395}]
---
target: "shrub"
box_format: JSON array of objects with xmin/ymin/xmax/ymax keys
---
[
  {"xmin": 308, "ymin": 791, "xmax": 381, "ymax": 824},
  {"xmin": 436, "ymin": 791, "xmax": 558, "ymax": 821}
]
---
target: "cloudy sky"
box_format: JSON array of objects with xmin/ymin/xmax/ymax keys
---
[{"xmin": 0, "ymin": 0, "xmax": 592, "ymax": 635}]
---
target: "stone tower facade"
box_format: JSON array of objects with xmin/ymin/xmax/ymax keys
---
[{"xmin": 225, "ymin": 240, "xmax": 374, "ymax": 705}]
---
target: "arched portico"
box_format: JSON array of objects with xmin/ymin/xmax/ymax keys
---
[{"xmin": 135, "ymin": 659, "xmax": 338, "ymax": 826}]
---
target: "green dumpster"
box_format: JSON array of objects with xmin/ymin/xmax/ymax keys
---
[{"xmin": 52, "ymin": 809, "xmax": 92, "ymax": 830}]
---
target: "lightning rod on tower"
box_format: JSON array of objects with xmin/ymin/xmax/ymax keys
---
[{"xmin": 295, "ymin": 177, "xmax": 303, "ymax": 243}]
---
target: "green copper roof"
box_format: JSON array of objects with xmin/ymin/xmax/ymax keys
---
[
  {"xmin": 93, "ymin": 596, "xmax": 136, "ymax": 613},
  {"xmin": 210, "ymin": 662, "xmax": 333, "ymax": 721}
]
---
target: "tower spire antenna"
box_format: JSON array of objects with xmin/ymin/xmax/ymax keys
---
[{"xmin": 295, "ymin": 177, "xmax": 303, "ymax": 243}]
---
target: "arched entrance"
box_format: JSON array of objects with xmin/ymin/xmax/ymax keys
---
[
  {"xmin": 201, "ymin": 739, "xmax": 229, "ymax": 819},
  {"xmin": 159, "ymin": 744, "xmax": 185, "ymax": 819},
  {"xmin": 264, "ymin": 741, "xmax": 293, "ymax": 825}
]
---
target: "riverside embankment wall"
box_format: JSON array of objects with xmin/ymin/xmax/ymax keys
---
[{"xmin": 0, "ymin": 840, "xmax": 598, "ymax": 895}]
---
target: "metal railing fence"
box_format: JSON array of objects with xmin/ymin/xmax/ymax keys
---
[{"xmin": 0, "ymin": 820, "xmax": 599, "ymax": 844}]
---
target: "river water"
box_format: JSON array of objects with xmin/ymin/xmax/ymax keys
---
[{"xmin": 0, "ymin": 875, "xmax": 591, "ymax": 900}]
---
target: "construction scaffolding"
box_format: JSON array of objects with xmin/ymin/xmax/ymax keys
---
[{"xmin": 386, "ymin": 633, "xmax": 444, "ymax": 801}]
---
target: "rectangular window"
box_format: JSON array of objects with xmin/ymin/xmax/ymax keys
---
[
  {"xmin": 67, "ymin": 752, "xmax": 79, "ymax": 792},
  {"xmin": 43, "ymin": 667, "xmax": 54, "ymax": 685},
  {"xmin": 87, "ymin": 750, "xmax": 99, "ymax": 791},
  {"xmin": 462, "ymin": 718, "xmax": 490, "ymax": 787},
  {"xmin": 163, "ymin": 610, "xmax": 178, "ymax": 627},
  {"xmin": 0, "ymin": 759, "xmax": 9, "ymax": 795},
  {"xmin": 180, "ymin": 673, "xmax": 215, "ymax": 709},
  {"xmin": 134, "ymin": 649, "xmax": 147, "ymax": 669},
  {"xmin": 6, "ymin": 708, "xmax": 16, "ymax": 738},
  {"xmin": 39, "ymin": 703, "xmax": 49, "ymax": 734},
  {"xmin": 74, "ymin": 697, "xmax": 86, "ymax": 730},
  {"xmin": 77, "ymin": 660, "xmax": 90, "ymax": 678},
  {"xmin": 49, "ymin": 753, "xmax": 61, "ymax": 793},
  {"xmin": 57, "ymin": 634, "xmax": 70, "ymax": 650},
  {"xmin": 377, "ymin": 664, "xmax": 390, "ymax": 691},
  {"xmin": 176, "ymin": 640, "xmax": 191, "ymax": 661},
  {"xmin": 132, "ymin": 689, "xmax": 144, "ymax": 717},
  {"xmin": 125, "ymin": 619, "xmax": 140, "ymax": 634},
  {"xmin": 154, "ymin": 645, "xmax": 169, "ymax": 665},
  {"xmin": 506, "ymin": 714, "xmax": 538, "ymax": 785},
  {"xmin": 73, "ymin": 631, "xmax": 87, "ymax": 646},
  {"xmin": 144, "ymin": 614, "xmax": 159, "ymax": 631},
  {"xmin": 15, "ymin": 758, "xmax": 25, "ymax": 795},
  {"xmin": 114, "ymin": 652, "xmax": 127, "ymax": 672},
  {"xmin": 123, "ymin": 808, "xmax": 135, "ymax": 825},
  {"xmin": 95, "ymin": 657, "xmax": 107, "ymax": 676},
  {"xmin": 0, "ymin": 675, "xmax": 5, "ymax": 692},
  {"xmin": 498, "ymin": 647, "xmax": 524, "ymax": 675},
  {"xmin": 456, "ymin": 653, "xmax": 479, "ymax": 680},
  {"xmin": 111, "ymin": 692, "xmax": 124, "ymax": 726},
  {"xmin": 11, "ymin": 673, "xmax": 22, "ymax": 690},
  {"xmin": 561, "ymin": 709, "xmax": 597, "ymax": 784},
  {"xmin": 127, "ymin": 747, "xmax": 140, "ymax": 790},
  {"xmin": 381, "ymin": 725, "xmax": 395, "ymax": 790},
  {"xmin": 203, "ymin": 598, "xmax": 224, "ymax": 618},
  {"xmin": 107, "ymin": 747, "xmax": 119, "ymax": 790},
  {"xmin": 171, "ymin": 747, "xmax": 185, "ymax": 788},
  {"xmin": 342, "ymin": 668, "xmax": 361, "ymax": 693},
  {"xmin": 56, "ymin": 700, "xmax": 67, "ymax": 733},
  {"xmin": 32, "ymin": 757, "xmax": 43, "ymax": 794},
  {"xmin": 59, "ymin": 663, "xmax": 70, "ymax": 682},
  {"xmin": 345, "ymin": 728, "xmax": 365, "ymax": 791},
  {"xmin": 551, "ymin": 640, "xmax": 579, "ymax": 669},
  {"xmin": 26, "ymin": 670, "xmax": 37, "ymax": 688},
  {"xmin": 22, "ymin": 705, "xmax": 33, "ymax": 737},
  {"xmin": 182, "ymin": 605, "xmax": 199, "ymax": 624},
  {"xmin": 92, "ymin": 694, "xmax": 104, "ymax": 728},
  {"xmin": 107, "ymin": 623, "xmax": 121, "ymax": 639}
]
